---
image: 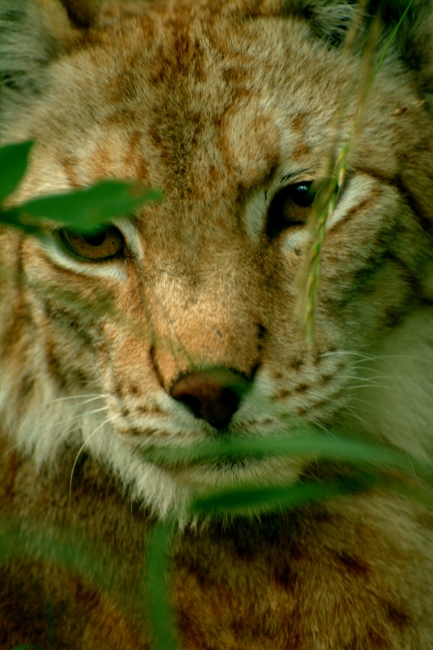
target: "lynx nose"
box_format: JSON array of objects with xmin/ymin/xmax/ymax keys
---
[{"xmin": 170, "ymin": 370, "xmax": 247, "ymax": 430}]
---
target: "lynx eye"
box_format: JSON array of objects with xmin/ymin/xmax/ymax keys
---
[
  {"xmin": 58, "ymin": 226, "xmax": 125, "ymax": 261},
  {"xmin": 266, "ymin": 181, "xmax": 316, "ymax": 239}
]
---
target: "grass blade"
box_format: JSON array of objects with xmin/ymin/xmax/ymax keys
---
[
  {"xmin": 299, "ymin": 0, "xmax": 414, "ymax": 347},
  {"xmin": 190, "ymin": 471, "xmax": 380, "ymax": 515},
  {"xmin": 138, "ymin": 431, "xmax": 430, "ymax": 476},
  {"xmin": 146, "ymin": 520, "xmax": 179, "ymax": 650}
]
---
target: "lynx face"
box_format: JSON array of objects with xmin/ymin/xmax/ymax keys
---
[{"xmin": 1, "ymin": 0, "xmax": 433, "ymax": 517}]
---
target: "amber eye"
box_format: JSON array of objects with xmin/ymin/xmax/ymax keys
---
[
  {"xmin": 58, "ymin": 226, "xmax": 125, "ymax": 261},
  {"xmin": 266, "ymin": 181, "xmax": 316, "ymax": 239}
]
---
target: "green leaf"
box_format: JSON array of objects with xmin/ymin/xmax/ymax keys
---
[
  {"xmin": 0, "ymin": 141, "xmax": 33, "ymax": 203},
  {"xmin": 0, "ymin": 208, "xmax": 44, "ymax": 235},
  {"xmin": 138, "ymin": 431, "xmax": 431, "ymax": 478},
  {"xmin": 17, "ymin": 181, "xmax": 162, "ymax": 232},
  {"xmin": 146, "ymin": 521, "xmax": 179, "ymax": 650},
  {"xmin": 190, "ymin": 472, "xmax": 380, "ymax": 515}
]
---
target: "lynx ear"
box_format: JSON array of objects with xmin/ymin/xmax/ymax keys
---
[
  {"xmin": 384, "ymin": 0, "xmax": 433, "ymax": 101},
  {"xmin": 286, "ymin": 0, "xmax": 359, "ymax": 47},
  {"xmin": 290, "ymin": 0, "xmax": 433, "ymax": 100},
  {"xmin": 0, "ymin": 0, "xmax": 97, "ymax": 129},
  {"xmin": 58, "ymin": 0, "xmax": 102, "ymax": 28}
]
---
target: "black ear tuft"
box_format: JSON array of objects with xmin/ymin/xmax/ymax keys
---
[
  {"xmin": 285, "ymin": 0, "xmax": 433, "ymax": 98},
  {"xmin": 383, "ymin": 0, "xmax": 433, "ymax": 99},
  {"xmin": 284, "ymin": 0, "xmax": 360, "ymax": 47},
  {"xmin": 0, "ymin": 0, "xmax": 90, "ymax": 133},
  {"xmin": 362, "ymin": 0, "xmax": 433, "ymax": 99},
  {"xmin": 0, "ymin": 1, "xmax": 60, "ymax": 100},
  {"xmin": 58, "ymin": 0, "xmax": 102, "ymax": 28}
]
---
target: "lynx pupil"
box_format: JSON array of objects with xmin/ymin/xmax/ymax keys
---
[
  {"xmin": 85, "ymin": 231, "xmax": 107, "ymax": 246},
  {"xmin": 291, "ymin": 182, "xmax": 315, "ymax": 207}
]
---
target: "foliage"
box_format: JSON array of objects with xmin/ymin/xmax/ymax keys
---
[{"xmin": 0, "ymin": 140, "xmax": 161, "ymax": 234}]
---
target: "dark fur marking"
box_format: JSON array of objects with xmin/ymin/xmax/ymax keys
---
[
  {"xmin": 17, "ymin": 374, "xmax": 35, "ymax": 401},
  {"xmin": 289, "ymin": 358, "xmax": 303, "ymax": 370},
  {"xmin": 274, "ymin": 388, "xmax": 292, "ymax": 400},
  {"xmin": 274, "ymin": 563, "xmax": 298, "ymax": 590},
  {"xmin": 366, "ymin": 628, "xmax": 389, "ymax": 649},
  {"xmin": 355, "ymin": 164, "xmax": 433, "ymax": 238},
  {"xmin": 129, "ymin": 384, "xmax": 141, "ymax": 396},
  {"xmin": 335, "ymin": 551, "xmax": 369, "ymax": 577},
  {"xmin": 43, "ymin": 299, "xmax": 95, "ymax": 347},
  {"xmin": 384, "ymin": 602, "xmax": 411, "ymax": 629}
]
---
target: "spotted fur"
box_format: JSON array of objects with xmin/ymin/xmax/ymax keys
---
[{"xmin": 1, "ymin": 0, "xmax": 433, "ymax": 647}]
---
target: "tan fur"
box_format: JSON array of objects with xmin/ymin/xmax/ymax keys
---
[{"xmin": 1, "ymin": 0, "xmax": 433, "ymax": 647}]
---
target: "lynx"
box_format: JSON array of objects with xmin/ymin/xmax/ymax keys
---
[{"xmin": 1, "ymin": 0, "xmax": 433, "ymax": 647}]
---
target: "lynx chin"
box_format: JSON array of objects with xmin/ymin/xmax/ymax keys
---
[{"xmin": 1, "ymin": 0, "xmax": 433, "ymax": 648}]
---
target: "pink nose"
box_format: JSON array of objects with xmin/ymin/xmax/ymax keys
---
[{"xmin": 170, "ymin": 371, "xmax": 247, "ymax": 430}]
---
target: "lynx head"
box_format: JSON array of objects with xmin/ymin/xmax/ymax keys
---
[{"xmin": 1, "ymin": 0, "xmax": 433, "ymax": 517}]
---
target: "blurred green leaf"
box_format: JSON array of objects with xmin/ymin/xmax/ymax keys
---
[
  {"xmin": 0, "ymin": 207, "xmax": 45, "ymax": 235},
  {"xmin": 0, "ymin": 141, "xmax": 33, "ymax": 203},
  {"xmin": 17, "ymin": 181, "xmax": 162, "ymax": 232},
  {"xmin": 190, "ymin": 471, "xmax": 380, "ymax": 515},
  {"xmin": 146, "ymin": 520, "xmax": 178, "ymax": 650},
  {"xmin": 138, "ymin": 431, "xmax": 431, "ymax": 477}
]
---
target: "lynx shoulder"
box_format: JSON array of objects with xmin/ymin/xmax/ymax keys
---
[{"xmin": 1, "ymin": 0, "xmax": 433, "ymax": 648}]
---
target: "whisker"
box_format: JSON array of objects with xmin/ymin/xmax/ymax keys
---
[
  {"xmin": 309, "ymin": 420, "xmax": 339, "ymax": 439},
  {"xmin": 341, "ymin": 404, "xmax": 373, "ymax": 434},
  {"xmin": 347, "ymin": 383, "xmax": 390, "ymax": 391},
  {"xmin": 347, "ymin": 396, "xmax": 384, "ymax": 413},
  {"xmin": 69, "ymin": 416, "xmax": 114, "ymax": 496},
  {"xmin": 406, "ymin": 452, "xmax": 422, "ymax": 487},
  {"xmin": 42, "ymin": 393, "xmax": 103, "ymax": 407},
  {"xmin": 1, "ymin": 402, "xmax": 110, "ymax": 465},
  {"xmin": 319, "ymin": 350, "xmax": 376, "ymax": 360},
  {"xmin": 0, "ymin": 440, "xmax": 23, "ymax": 460},
  {"xmin": 44, "ymin": 406, "xmax": 110, "ymax": 429},
  {"xmin": 341, "ymin": 375, "xmax": 384, "ymax": 385}
]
